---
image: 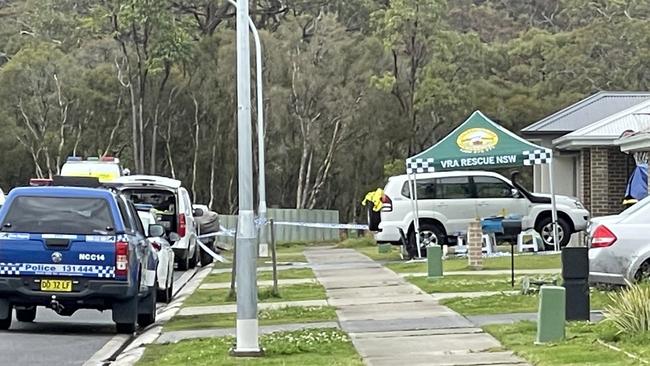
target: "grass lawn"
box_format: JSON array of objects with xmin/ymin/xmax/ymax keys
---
[
  {"xmin": 406, "ymin": 274, "xmax": 559, "ymax": 293},
  {"xmin": 386, "ymin": 254, "xmax": 561, "ymax": 273},
  {"xmin": 336, "ymin": 237, "xmax": 403, "ymax": 261},
  {"xmin": 138, "ymin": 328, "xmax": 363, "ymax": 366},
  {"xmin": 183, "ymin": 283, "xmax": 327, "ymax": 307},
  {"xmin": 485, "ymin": 321, "xmax": 650, "ymax": 365},
  {"xmin": 165, "ymin": 306, "xmax": 337, "ymax": 331},
  {"xmin": 205, "ymin": 268, "xmax": 315, "ymax": 283},
  {"xmin": 441, "ymin": 289, "xmax": 614, "ymax": 316}
]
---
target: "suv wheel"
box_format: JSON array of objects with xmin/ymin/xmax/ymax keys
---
[
  {"xmin": 116, "ymin": 322, "xmax": 136, "ymax": 334},
  {"xmin": 0, "ymin": 303, "xmax": 12, "ymax": 330},
  {"xmin": 137, "ymin": 286, "xmax": 157, "ymax": 328},
  {"xmin": 536, "ymin": 216, "xmax": 570, "ymax": 250},
  {"xmin": 188, "ymin": 244, "xmax": 199, "ymax": 269},
  {"xmin": 16, "ymin": 307, "xmax": 36, "ymax": 322},
  {"xmin": 407, "ymin": 223, "xmax": 445, "ymax": 259}
]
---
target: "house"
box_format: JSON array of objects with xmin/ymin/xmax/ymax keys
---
[{"xmin": 522, "ymin": 91, "xmax": 650, "ymax": 217}]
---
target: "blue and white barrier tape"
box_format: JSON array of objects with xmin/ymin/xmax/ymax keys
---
[
  {"xmin": 273, "ymin": 221, "xmax": 369, "ymax": 230},
  {"xmin": 197, "ymin": 225, "xmax": 236, "ymax": 239},
  {"xmin": 197, "ymin": 238, "xmax": 230, "ymax": 263}
]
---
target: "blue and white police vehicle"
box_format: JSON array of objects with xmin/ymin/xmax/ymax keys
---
[{"xmin": 0, "ymin": 179, "xmax": 159, "ymax": 333}]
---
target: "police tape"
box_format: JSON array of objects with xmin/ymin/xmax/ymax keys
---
[
  {"xmin": 198, "ymin": 221, "xmax": 369, "ymax": 240},
  {"xmin": 273, "ymin": 221, "xmax": 369, "ymax": 230}
]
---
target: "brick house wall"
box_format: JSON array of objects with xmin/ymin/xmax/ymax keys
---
[{"xmin": 587, "ymin": 147, "xmax": 631, "ymax": 217}]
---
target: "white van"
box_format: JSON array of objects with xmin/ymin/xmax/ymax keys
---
[
  {"xmin": 60, "ymin": 156, "xmax": 129, "ymax": 182},
  {"xmin": 374, "ymin": 171, "xmax": 589, "ymax": 256}
]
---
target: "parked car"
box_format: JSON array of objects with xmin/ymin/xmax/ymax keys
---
[
  {"xmin": 112, "ymin": 175, "xmax": 199, "ymax": 270},
  {"xmin": 0, "ymin": 181, "xmax": 158, "ymax": 333},
  {"xmin": 374, "ymin": 170, "xmax": 590, "ymax": 257},
  {"xmin": 193, "ymin": 204, "xmax": 220, "ymax": 265},
  {"xmin": 136, "ymin": 206, "xmax": 175, "ymax": 303},
  {"xmin": 589, "ymin": 195, "xmax": 650, "ymax": 286}
]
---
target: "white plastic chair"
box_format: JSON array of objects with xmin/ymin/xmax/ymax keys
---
[{"xmin": 517, "ymin": 229, "xmax": 542, "ymax": 252}]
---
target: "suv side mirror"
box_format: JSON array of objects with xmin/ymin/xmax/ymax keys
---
[
  {"xmin": 511, "ymin": 188, "xmax": 521, "ymax": 198},
  {"xmin": 193, "ymin": 208, "xmax": 204, "ymax": 217},
  {"xmin": 148, "ymin": 224, "xmax": 164, "ymax": 238}
]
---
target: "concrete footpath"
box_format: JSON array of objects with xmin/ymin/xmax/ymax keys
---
[{"xmin": 306, "ymin": 248, "xmax": 529, "ymax": 366}]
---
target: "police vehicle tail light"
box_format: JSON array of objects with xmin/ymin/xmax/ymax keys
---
[
  {"xmin": 381, "ymin": 194, "xmax": 393, "ymax": 212},
  {"xmin": 115, "ymin": 241, "xmax": 129, "ymax": 277},
  {"xmin": 178, "ymin": 213, "xmax": 187, "ymax": 237}
]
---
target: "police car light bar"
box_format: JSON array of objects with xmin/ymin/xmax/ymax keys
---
[
  {"xmin": 87, "ymin": 157, "xmax": 100, "ymax": 161},
  {"xmin": 66, "ymin": 156, "xmax": 83, "ymax": 162},
  {"xmin": 29, "ymin": 178, "xmax": 53, "ymax": 186},
  {"xmin": 100, "ymin": 156, "xmax": 116, "ymax": 162}
]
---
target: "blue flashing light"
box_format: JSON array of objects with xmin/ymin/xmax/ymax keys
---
[{"xmin": 67, "ymin": 156, "xmax": 83, "ymax": 162}]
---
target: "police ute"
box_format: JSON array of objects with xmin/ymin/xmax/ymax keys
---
[{"xmin": 0, "ymin": 177, "xmax": 159, "ymax": 333}]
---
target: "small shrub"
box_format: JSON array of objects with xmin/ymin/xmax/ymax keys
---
[{"xmin": 603, "ymin": 283, "xmax": 650, "ymax": 334}]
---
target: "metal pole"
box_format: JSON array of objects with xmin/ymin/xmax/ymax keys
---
[
  {"xmin": 270, "ymin": 220, "xmax": 278, "ymax": 296},
  {"xmin": 226, "ymin": 2, "xmax": 267, "ymax": 253},
  {"xmin": 232, "ymin": 0, "xmax": 261, "ymax": 355},
  {"xmin": 227, "ymin": 0, "xmax": 267, "ymax": 253},
  {"xmin": 549, "ymin": 158, "xmax": 560, "ymax": 252}
]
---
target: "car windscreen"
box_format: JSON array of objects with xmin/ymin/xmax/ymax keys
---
[{"xmin": 1, "ymin": 196, "xmax": 115, "ymax": 235}]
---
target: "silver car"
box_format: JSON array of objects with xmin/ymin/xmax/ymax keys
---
[{"xmin": 589, "ymin": 196, "xmax": 650, "ymax": 285}]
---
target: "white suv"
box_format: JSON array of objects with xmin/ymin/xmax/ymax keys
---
[
  {"xmin": 114, "ymin": 175, "xmax": 199, "ymax": 270},
  {"xmin": 374, "ymin": 171, "xmax": 589, "ymax": 255}
]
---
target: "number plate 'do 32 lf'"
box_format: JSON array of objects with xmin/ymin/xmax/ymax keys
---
[{"xmin": 40, "ymin": 279, "xmax": 72, "ymax": 292}]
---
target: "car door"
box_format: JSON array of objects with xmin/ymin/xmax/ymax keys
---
[
  {"xmin": 472, "ymin": 175, "xmax": 527, "ymax": 219},
  {"xmin": 433, "ymin": 176, "xmax": 477, "ymax": 234}
]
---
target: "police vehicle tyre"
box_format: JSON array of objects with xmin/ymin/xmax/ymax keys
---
[
  {"xmin": 116, "ymin": 322, "xmax": 136, "ymax": 334},
  {"xmin": 200, "ymin": 242, "xmax": 215, "ymax": 266},
  {"xmin": 137, "ymin": 286, "xmax": 157, "ymax": 327},
  {"xmin": 0, "ymin": 304, "xmax": 12, "ymax": 330},
  {"xmin": 367, "ymin": 204, "xmax": 381, "ymax": 232},
  {"xmin": 16, "ymin": 307, "xmax": 36, "ymax": 322}
]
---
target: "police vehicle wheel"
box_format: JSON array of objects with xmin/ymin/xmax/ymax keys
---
[
  {"xmin": 137, "ymin": 287, "xmax": 157, "ymax": 327},
  {"xmin": 116, "ymin": 322, "xmax": 135, "ymax": 334},
  {"xmin": 16, "ymin": 307, "xmax": 36, "ymax": 322},
  {"xmin": 0, "ymin": 304, "xmax": 12, "ymax": 330},
  {"xmin": 166, "ymin": 281, "xmax": 174, "ymax": 303}
]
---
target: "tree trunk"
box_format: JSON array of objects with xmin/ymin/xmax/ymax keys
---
[{"xmin": 191, "ymin": 97, "xmax": 200, "ymax": 200}]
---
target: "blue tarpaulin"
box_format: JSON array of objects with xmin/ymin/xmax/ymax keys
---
[{"xmin": 625, "ymin": 164, "xmax": 648, "ymax": 200}]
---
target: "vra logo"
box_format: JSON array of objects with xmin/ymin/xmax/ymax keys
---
[{"xmin": 79, "ymin": 253, "xmax": 106, "ymax": 261}]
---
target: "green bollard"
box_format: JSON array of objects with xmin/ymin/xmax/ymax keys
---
[
  {"xmin": 378, "ymin": 243, "xmax": 392, "ymax": 254},
  {"xmin": 536, "ymin": 285, "xmax": 566, "ymax": 344},
  {"xmin": 427, "ymin": 245, "xmax": 443, "ymax": 278}
]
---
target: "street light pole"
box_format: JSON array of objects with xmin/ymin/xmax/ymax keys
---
[
  {"xmin": 232, "ymin": 0, "xmax": 261, "ymax": 355},
  {"xmin": 227, "ymin": 0, "xmax": 268, "ymax": 254}
]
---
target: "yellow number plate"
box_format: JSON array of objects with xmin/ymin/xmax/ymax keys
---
[{"xmin": 40, "ymin": 280, "xmax": 72, "ymax": 292}]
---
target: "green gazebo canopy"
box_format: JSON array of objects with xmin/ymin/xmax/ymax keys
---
[{"xmin": 407, "ymin": 110, "xmax": 552, "ymax": 174}]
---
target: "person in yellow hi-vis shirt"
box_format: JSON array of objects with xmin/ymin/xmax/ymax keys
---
[{"xmin": 363, "ymin": 188, "xmax": 384, "ymax": 231}]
